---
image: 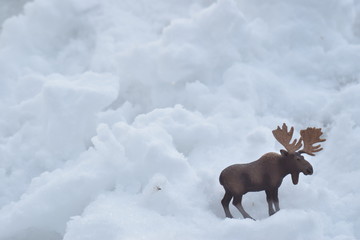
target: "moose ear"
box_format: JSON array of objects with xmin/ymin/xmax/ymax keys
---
[{"xmin": 280, "ymin": 149, "xmax": 289, "ymax": 157}]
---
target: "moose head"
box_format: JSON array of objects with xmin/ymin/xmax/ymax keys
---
[
  {"xmin": 273, "ymin": 123, "xmax": 326, "ymax": 185},
  {"xmin": 219, "ymin": 123, "xmax": 326, "ymax": 219}
]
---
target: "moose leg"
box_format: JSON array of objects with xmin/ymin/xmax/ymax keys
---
[
  {"xmin": 265, "ymin": 190, "xmax": 276, "ymax": 216},
  {"xmin": 221, "ymin": 191, "xmax": 233, "ymax": 218},
  {"xmin": 273, "ymin": 188, "xmax": 280, "ymax": 212},
  {"xmin": 233, "ymin": 195, "xmax": 254, "ymax": 220}
]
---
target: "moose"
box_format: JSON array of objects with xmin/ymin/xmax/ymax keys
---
[{"xmin": 219, "ymin": 123, "xmax": 326, "ymax": 219}]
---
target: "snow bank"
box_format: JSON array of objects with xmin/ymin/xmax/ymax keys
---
[{"xmin": 0, "ymin": 0, "xmax": 359, "ymax": 239}]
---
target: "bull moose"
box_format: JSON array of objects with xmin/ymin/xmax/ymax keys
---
[{"xmin": 219, "ymin": 123, "xmax": 326, "ymax": 219}]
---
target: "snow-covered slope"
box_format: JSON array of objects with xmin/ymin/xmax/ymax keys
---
[{"xmin": 0, "ymin": 0, "xmax": 359, "ymax": 239}]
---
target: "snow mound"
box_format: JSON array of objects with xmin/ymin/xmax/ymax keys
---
[{"xmin": 0, "ymin": 0, "xmax": 360, "ymax": 239}]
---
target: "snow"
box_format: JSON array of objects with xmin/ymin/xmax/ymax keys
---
[{"xmin": 0, "ymin": 0, "xmax": 359, "ymax": 239}]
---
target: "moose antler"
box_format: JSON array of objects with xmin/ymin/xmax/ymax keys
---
[
  {"xmin": 272, "ymin": 123, "xmax": 302, "ymax": 153},
  {"xmin": 299, "ymin": 127, "xmax": 326, "ymax": 156}
]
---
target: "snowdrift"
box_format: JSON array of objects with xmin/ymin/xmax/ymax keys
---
[{"xmin": 0, "ymin": 0, "xmax": 360, "ymax": 239}]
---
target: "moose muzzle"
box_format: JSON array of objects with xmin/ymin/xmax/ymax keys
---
[{"xmin": 304, "ymin": 166, "xmax": 313, "ymax": 175}]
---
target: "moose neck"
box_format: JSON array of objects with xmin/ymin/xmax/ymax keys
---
[{"xmin": 279, "ymin": 155, "xmax": 300, "ymax": 185}]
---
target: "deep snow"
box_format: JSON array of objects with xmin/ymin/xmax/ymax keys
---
[{"xmin": 0, "ymin": 0, "xmax": 360, "ymax": 239}]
